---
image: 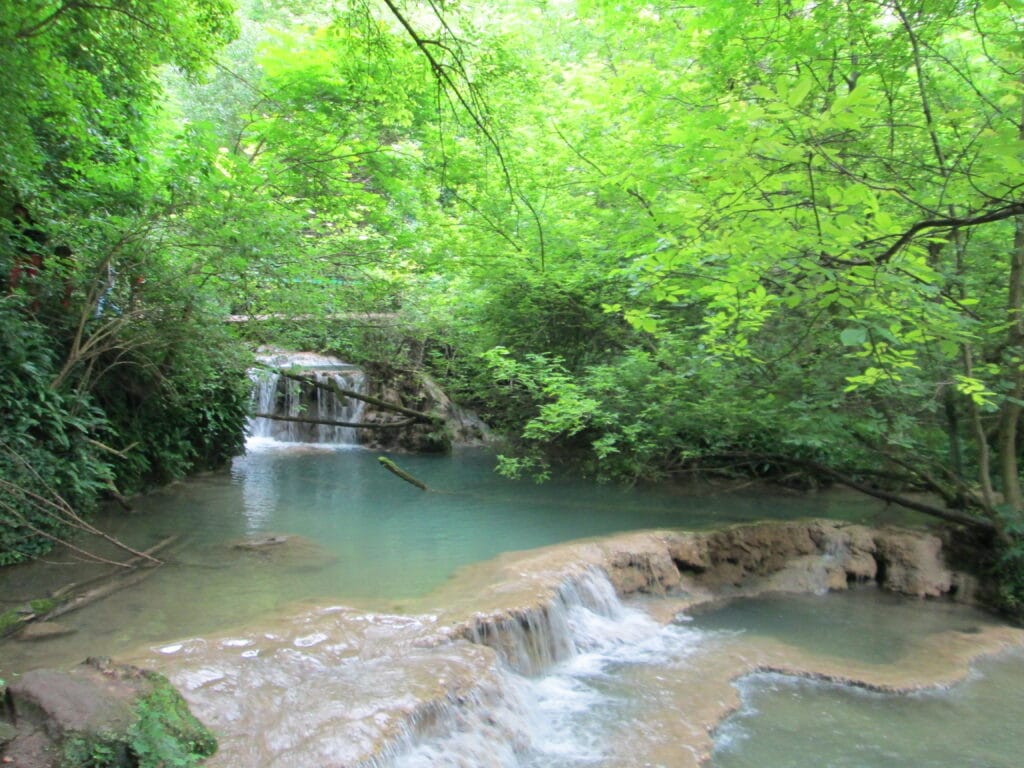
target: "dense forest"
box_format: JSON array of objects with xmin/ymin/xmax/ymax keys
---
[{"xmin": 1, "ymin": 0, "xmax": 1023, "ymax": 610}]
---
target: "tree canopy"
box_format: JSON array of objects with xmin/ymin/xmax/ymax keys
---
[{"xmin": 2, "ymin": 0, "xmax": 1024, "ymax": 607}]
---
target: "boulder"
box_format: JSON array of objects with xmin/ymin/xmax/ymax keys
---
[
  {"xmin": 1, "ymin": 657, "xmax": 216, "ymax": 767},
  {"xmin": 873, "ymin": 530, "xmax": 953, "ymax": 597}
]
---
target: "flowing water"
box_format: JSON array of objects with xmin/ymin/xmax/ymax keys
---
[{"xmin": 2, "ymin": 440, "xmax": 1023, "ymax": 767}]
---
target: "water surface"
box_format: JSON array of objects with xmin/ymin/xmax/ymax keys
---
[
  {"xmin": 2, "ymin": 443, "xmax": 1022, "ymax": 768},
  {"xmin": 713, "ymin": 651, "xmax": 1024, "ymax": 768},
  {"xmin": 1, "ymin": 442, "xmax": 917, "ymax": 676}
]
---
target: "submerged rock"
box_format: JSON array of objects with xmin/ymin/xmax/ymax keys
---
[
  {"xmin": 231, "ymin": 534, "xmax": 291, "ymax": 551},
  {"xmin": 228, "ymin": 533, "xmax": 337, "ymax": 572},
  {"xmin": 1, "ymin": 657, "xmax": 215, "ymax": 767},
  {"xmin": 16, "ymin": 622, "xmax": 76, "ymax": 642}
]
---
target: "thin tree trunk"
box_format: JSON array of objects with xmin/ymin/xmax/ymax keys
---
[
  {"xmin": 962, "ymin": 345, "xmax": 997, "ymax": 513},
  {"xmin": 997, "ymin": 217, "xmax": 1024, "ymax": 514}
]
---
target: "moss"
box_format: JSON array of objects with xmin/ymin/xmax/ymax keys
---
[
  {"xmin": 0, "ymin": 597, "xmax": 65, "ymax": 638},
  {"xmin": 0, "ymin": 608, "xmax": 22, "ymax": 636},
  {"xmin": 60, "ymin": 734, "xmax": 129, "ymax": 768},
  {"xmin": 57, "ymin": 673, "xmax": 216, "ymax": 768},
  {"xmin": 29, "ymin": 597, "xmax": 60, "ymax": 615},
  {"xmin": 127, "ymin": 673, "xmax": 217, "ymax": 767}
]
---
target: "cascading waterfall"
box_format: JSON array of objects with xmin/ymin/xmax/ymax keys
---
[
  {"xmin": 387, "ymin": 569, "xmax": 704, "ymax": 768},
  {"xmin": 248, "ymin": 352, "xmax": 367, "ymax": 445}
]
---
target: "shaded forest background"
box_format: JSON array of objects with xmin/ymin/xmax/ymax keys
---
[{"xmin": 2, "ymin": 0, "xmax": 1024, "ymax": 611}]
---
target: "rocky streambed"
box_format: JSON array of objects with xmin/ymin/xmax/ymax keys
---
[{"xmin": 29, "ymin": 518, "xmax": 1008, "ymax": 768}]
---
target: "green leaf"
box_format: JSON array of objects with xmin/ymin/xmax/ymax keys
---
[{"xmin": 840, "ymin": 327, "xmax": 868, "ymax": 347}]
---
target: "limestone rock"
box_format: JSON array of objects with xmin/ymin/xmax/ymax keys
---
[
  {"xmin": 604, "ymin": 541, "xmax": 681, "ymax": 595},
  {"xmin": 873, "ymin": 530, "xmax": 953, "ymax": 597},
  {"xmin": 666, "ymin": 535, "xmax": 710, "ymax": 573},
  {"xmin": 652, "ymin": 520, "xmax": 959, "ymax": 600}
]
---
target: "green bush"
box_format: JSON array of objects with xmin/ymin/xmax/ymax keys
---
[{"xmin": 0, "ymin": 301, "xmax": 112, "ymax": 564}]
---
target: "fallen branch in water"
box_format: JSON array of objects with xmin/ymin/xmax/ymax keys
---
[
  {"xmin": 0, "ymin": 444, "xmax": 161, "ymax": 565},
  {"xmin": 1, "ymin": 536, "xmax": 180, "ymax": 638},
  {"xmin": 378, "ymin": 457, "xmax": 429, "ymax": 491},
  {"xmin": 274, "ymin": 369, "xmax": 443, "ymax": 425}
]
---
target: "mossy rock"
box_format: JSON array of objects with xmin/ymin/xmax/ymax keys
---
[{"xmin": 3, "ymin": 658, "xmax": 216, "ymax": 768}]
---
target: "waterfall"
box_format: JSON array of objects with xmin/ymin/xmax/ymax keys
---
[
  {"xmin": 467, "ymin": 568, "xmax": 626, "ymax": 676},
  {"xmin": 248, "ymin": 352, "xmax": 366, "ymax": 445},
  {"xmin": 386, "ymin": 569, "xmax": 704, "ymax": 767}
]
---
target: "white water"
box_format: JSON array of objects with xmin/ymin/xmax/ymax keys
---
[
  {"xmin": 387, "ymin": 570, "xmax": 706, "ymax": 768},
  {"xmin": 374, "ymin": 576, "xmax": 1021, "ymax": 768},
  {"xmin": 249, "ymin": 358, "xmax": 366, "ymax": 445}
]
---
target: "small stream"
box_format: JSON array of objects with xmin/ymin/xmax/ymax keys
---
[{"xmin": 2, "ymin": 441, "xmax": 1022, "ymax": 766}]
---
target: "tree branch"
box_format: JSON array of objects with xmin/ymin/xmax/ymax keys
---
[{"xmin": 866, "ymin": 203, "xmax": 1024, "ymax": 264}]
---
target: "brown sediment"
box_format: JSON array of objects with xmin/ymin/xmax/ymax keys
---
[{"xmin": 126, "ymin": 519, "xmax": 1024, "ymax": 768}]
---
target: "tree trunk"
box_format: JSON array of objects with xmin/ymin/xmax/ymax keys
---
[{"xmin": 997, "ymin": 217, "xmax": 1024, "ymax": 514}]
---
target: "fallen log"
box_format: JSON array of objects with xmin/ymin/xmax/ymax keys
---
[
  {"xmin": 254, "ymin": 413, "xmax": 416, "ymax": 429},
  {"xmin": 276, "ymin": 370, "xmax": 444, "ymax": 425},
  {"xmin": 37, "ymin": 568, "xmax": 161, "ymax": 624},
  {"xmin": 378, "ymin": 457, "xmax": 429, "ymax": 491}
]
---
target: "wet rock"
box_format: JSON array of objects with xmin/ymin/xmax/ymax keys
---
[
  {"xmin": 359, "ymin": 364, "xmax": 490, "ymax": 452},
  {"xmin": 873, "ymin": 530, "xmax": 953, "ymax": 597},
  {"xmin": 2, "ymin": 657, "xmax": 215, "ymax": 768}
]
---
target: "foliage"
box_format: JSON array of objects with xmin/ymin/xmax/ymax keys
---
[
  {"xmin": 4, "ymin": 0, "xmax": 1024, "ymax": 608},
  {"xmin": 0, "ymin": 0, "xmax": 248, "ymax": 562},
  {"xmin": 0, "ymin": 302, "xmax": 111, "ymax": 564}
]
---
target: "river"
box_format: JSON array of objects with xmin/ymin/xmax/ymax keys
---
[{"xmin": 1, "ymin": 441, "xmax": 1021, "ymax": 766}]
